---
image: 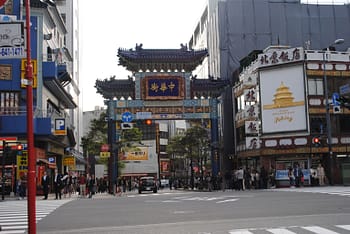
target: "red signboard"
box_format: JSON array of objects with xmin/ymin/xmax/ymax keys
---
[
  {"xmin": 0, "ymin": 137, "xmax": 18, "ymax": 150},
  {"xmin": 0, "ymin": 0, "xmax": 8, "ymax": 8},
  {"xmin": 100, "ymin": 144, "xmax": 110, "ymax": 152}
]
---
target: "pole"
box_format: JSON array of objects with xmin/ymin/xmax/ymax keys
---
[
  {"xmin": 323, "ymin": 51, "xmax": 333, "ymax": 185},
  {"xmin": 1, "ymin": 141, "xmax": 5, "ymax": 200},
  {"xmin": 25, "ymin": 0, "xmax": 36, "ymax": 233}
]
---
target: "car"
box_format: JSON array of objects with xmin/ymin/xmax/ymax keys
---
[{"xmin": 138, "ymin": 176, "xmax": 157, "ymax": 194}]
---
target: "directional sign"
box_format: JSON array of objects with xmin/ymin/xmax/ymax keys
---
[
  {"xmin": 121, "ymin": 111, "xmax": 133, "ymax": 122},
  {"xmin": 340, "ymin": 84, "xmax": 350, "ymax": 95},
  {"xmin": 332, "ymin": 92, "xmax": 340, "ymax": 106}
]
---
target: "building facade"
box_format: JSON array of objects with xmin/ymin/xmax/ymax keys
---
[
  {"xmin": 234, "ymin": 45, "xmax": 350, "ymax": 186},
  {"xmin": 0, "ymin": 0, "xmax": 80, "ymax": 193},
  {"xmin": 189, "ymin": 0, "xmax": 350, "ymax": 174}
]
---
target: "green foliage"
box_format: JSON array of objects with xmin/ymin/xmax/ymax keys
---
[
  {"xmin": 81, "ymin": 112, "xmax": 108, "ymax": 158},
  {"xmin": 121, "ymin": 128, "xmax": 143, "ymax": 147}
]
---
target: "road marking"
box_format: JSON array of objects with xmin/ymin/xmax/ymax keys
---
[
  {"xmin": 267, "ymin": 228, "xmax": 297, "ymax": 234},
  {"xmin": 336, "ymin": 225, "xmax": 350, "ymax": 230},
  {"xmin": 216, "ymin": 198, "xmax": 239, "ymax": 203},
  {"xmin": 229, "ymin": 229, "xmax": 253, "ymax": 234},
  {"xmin": 302, "ymin": 226, "xmax": 339, "ymax": 234}
]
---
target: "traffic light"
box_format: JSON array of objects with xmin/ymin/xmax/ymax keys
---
[
  {"xmin": 312, "ymin": 136, "xmax": 321, "ymax": 147},
  {"xmin": 135, "ymin": 119, "xmax": 153, "ymax": 127},
  {"xmin": 144, "ymin": 119, "xmax": 152, "ymax": 125}
]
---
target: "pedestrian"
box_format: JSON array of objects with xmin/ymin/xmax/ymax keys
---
[
  {"xmin": 79, "ymin": 173, "xmax": 87, "ymax": 198},
  {"xmin": 288, "ymin": 167, "xmax": 295, "ymax": 187},
  {"xmin": 293, "ymin": 164, "xmax": 303, "ymax": 188},
  {"xmin": 269, "ymin": 166, "xmax": 276, "ymax": 189},
  {"xmin": 41, "ymin": 171, "xmax": 50, "ymax": 200},
  {"xmin": 16, "ymin": 178, "xmax": 26, "ymax": 200},
  {"xmin": 317, "ymin": 164, "xmax": 325, "ymax": 186},
  {"xmin": 87, "ymin": 174, "xmax": 95, "ymax": 198},
  {"xmin": 236, "ymin": 167, "xmax": 244, "ymax": 191},
  {"xmin": 53, "ymin": 169, "xmax": 63, "ymax": 199}
]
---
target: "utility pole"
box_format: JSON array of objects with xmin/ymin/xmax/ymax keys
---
[{"xmin": 25, "ymin": 0, "xmax": 36, "ymax": 233}]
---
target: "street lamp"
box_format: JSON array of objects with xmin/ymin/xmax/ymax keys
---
[{"xmin": 323, "ymin": 38, "xmax": 344, "ymax": 185}]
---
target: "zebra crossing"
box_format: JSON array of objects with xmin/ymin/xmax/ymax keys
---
[
  {"xmin": 229, "ymin": 224, "xmax": 350, "ymax": 234},
  {"xmin": 275, "ymin": 186, "xmax": 350, "ymax": 198},
  {"xmin": 0, "ymin": 199, "xmax": 72, "ymax": 234}
]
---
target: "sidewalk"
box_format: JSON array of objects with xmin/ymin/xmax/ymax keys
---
[{"xmin": 0, "ymin": 191, "xmax": 117, "ymax": 202}]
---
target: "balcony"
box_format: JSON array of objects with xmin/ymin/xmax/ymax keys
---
[{"xmin": 42, "ymin": 62, "xmax": 76, "ymax": 109}]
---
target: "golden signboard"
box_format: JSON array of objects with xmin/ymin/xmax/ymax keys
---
[
  {"xmin": 63, "ymin": 156, "xmax": 75, "ymax": 166},
  {"xmin": 21, "ymin": 59, "xmax": 37, "ymax": 88}
]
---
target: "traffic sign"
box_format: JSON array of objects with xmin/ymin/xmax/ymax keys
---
[
  {"xmin": 340, "ymin": 84, "xmax": 350, "ymax": 95},
  {"xmin": 121, "ymin": 111, "xmax": 133, "ymax": 122},
  {"xmin": 332, "ymin": 92, "xmax": 340, "ymax": 105}
]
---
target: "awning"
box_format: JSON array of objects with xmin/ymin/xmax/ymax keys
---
[{"xmin": 37, "ymin": 158, "xmax": 56, "ymax": 169}]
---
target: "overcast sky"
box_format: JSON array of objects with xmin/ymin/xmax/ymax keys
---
[{"xmin": 79, "ymin": 0, "xmax": 349, "ymax": 111}]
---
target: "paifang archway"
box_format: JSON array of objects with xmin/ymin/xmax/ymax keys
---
[{"xmin": 95, "ymin": 44, "xmax": 229, "ymax": 185}]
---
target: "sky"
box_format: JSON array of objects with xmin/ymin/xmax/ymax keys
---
[
  {"xmin": 79, "ymin": 0, "xmax": 207, "ymax": 111},
  {"xmin": 79, "ymin": 0, "xmax": 349, "ymax": 112}
]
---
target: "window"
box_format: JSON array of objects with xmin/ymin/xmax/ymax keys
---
[
  {"xmin": 0, "ymin": 91, "xmax": 20, "ymax": 114},
  {"xmin": 308, "ymin": 78, "xmax": 323, "ymax": 95}
]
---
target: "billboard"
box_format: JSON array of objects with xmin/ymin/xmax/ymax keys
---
[
  {"xmin": 260, "ymin": 65, "xmax": 307, "ymax": 134},
  {"xmin": 0, "ymin": 22, "xmax": 25, "ymax": 59},
  {"xmin": 121, "ymin": 140, "xmax": 158, "ymax": 175}
]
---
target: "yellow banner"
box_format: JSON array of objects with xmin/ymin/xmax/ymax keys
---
[
  {"xmin": 122, "ymin": 147, "xmax": 148, "ymax": 161},
  {"xmin": 17, "ymin": 151, "xmax": 28, "ymax": 179},
  {"xmin": 63, "ymin": 156, "xmax": 75, "ymax": 166}
]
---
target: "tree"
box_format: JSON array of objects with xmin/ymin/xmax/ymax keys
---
[
  {"xmin": 167, "ymin": 125, "xmax": 210, "ymax": 189},
  {"xmin": 81, "ymin": 112, "xmax": 108, "ymax": 166}
]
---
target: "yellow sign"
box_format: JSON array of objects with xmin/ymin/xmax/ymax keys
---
[
  {"xmin": 122, "ymin": 147, "xmax": 148, "ymax": 161},
  {"xmin": 100, "ymin": 152, "xmax": 110, "ymax": 159},
  {"xmin": 16, "ymin": 151, "xmax": 28, "ymax": 179},
  {"xmin": 21, "ymin": 59, "xmax": 37, "ymax": 88},
  {"xmin": 63, "ymin": 156, "xmax": 75, "ymax": 166}
]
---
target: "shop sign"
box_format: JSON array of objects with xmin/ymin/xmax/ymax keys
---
[
  {"xmin": 63, "ymin": 156, "xmax": 75, "ymax": 166},
  {"xmin": 258, "ymin": 47, "xmax": 303, "ymax": 68}
]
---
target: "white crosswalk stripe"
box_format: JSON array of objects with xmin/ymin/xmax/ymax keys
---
[
  {"xmin": 229, "ymin": 225, "xmax": 350, "ymax": 234},
  {"xmin": 274, "ymin": 186, "xmax": 350, "ymax": 198},
  {"xmin": 0, "ymin": 199, "xmax": 72, "ymax": 234}
]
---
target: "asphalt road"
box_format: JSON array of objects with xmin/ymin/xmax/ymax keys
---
[{"xmin": 36, "ymin": 187, "xmax": 350, "ymax": 234}]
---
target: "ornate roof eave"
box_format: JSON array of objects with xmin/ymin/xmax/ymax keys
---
[
  {"xmin": 95, "ymin": 77, "xmax": 135, "ymax": 100},
  {"xmin": 191, "ymin": 78, "xmax": 231, "ymax": 98},
  {"xmin": 118, "ymin": 44, "xmax": 208, "ymax": 72}
]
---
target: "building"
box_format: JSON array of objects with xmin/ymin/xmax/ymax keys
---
[
  {"xmin": 189, "ymin": 0, "xmax": 350, "ymax": 174},
  {"xmin": 0, "ymin": 0, "xmax": 80, "ymax": 193},
  {"xmin": 233, "ymin": 45, "xmax": 350, "ymax": 186}
]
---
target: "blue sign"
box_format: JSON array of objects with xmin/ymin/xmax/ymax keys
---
[
  {"xmin": 332, "ymin": 92, "xmax": 340, "ymax": 106},
  {"xmin": 340, "ymin": 84, "xmax": 350, "ymax": 95},
  {"xmin": 121, "ymin": 111, "xmax": 133, "ymax": 122}
]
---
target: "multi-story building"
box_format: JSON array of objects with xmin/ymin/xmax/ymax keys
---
[
  {"xmin": 189, "ymin": 0, "xmax": 350, "ymax": 174},
  {"xmin": 0, "ymin": 0, "xmax": 80, "ymax": 193},
  {"xmin": 233, "ymin": 45, "xmax": 350, "ymax": 186}
]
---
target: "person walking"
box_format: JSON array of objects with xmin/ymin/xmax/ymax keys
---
[
  {"xmin": 53, "ymin": 169, "xmax": 62, "ymax": 199},
  {"xmin": 87, "ymin": 174, "xmax": 95, "ymax": 198},
  {"xmin": 41, "ymin": 171, "xmax": 50, "ymax": 200},
  {"xmin": 79, "ymin": 173, "xmax": 87, "ymax": 198},
  {"xmin": 317, "ymin": 164, "xmax": 326, "ymax": 186}
]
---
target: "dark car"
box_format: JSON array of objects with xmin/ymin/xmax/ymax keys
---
[{"xmin": 138, "ymin": 176, "xmax": 157, "ymax": 194}]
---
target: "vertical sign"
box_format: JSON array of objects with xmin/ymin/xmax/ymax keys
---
[{"xmin": 54, "ymin": 118, "xmax": 66, "ymax": 135}]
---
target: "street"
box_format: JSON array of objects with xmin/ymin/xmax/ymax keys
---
[{"xmin": 1, "ymin": 187, "xmax": 350, "ymax": 234}]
